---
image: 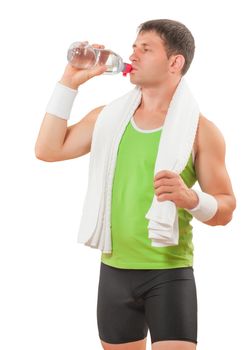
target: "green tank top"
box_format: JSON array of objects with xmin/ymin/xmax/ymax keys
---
[{"xmin": 101, "ymin": 117, "xmax": 197, "ymax": 269}]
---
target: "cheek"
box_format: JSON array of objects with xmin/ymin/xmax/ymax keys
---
[
  {"xmin": 146, "ymin": 59, "xmax": 168, "ymax": 77},
  {"xmin": 146, "ymin": 68, "xmax": 168, "ymax": 83}
]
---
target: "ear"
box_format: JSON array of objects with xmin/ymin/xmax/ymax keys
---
[{"xmin": 169, "ymin": 54, "xmax": 185, "ymax": 74}]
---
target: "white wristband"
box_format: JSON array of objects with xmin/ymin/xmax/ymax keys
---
[
  {"xmin": 46, "ymin": 82, "xmax": 78, "ymax": 120},
  {"xmin": 185, "ymin": 189, "xmax": 218, "ymax": 222}
]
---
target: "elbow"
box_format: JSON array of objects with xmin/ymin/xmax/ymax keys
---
[
  {"xmin": 220, "ymin": 197, "xmax": 236, "ymax": 226},
  {"xmin": 206, "ymin": 215, "xmax": 232, "ymax": 227},
  {"xmin": 35, "ymin": 144, "xmax": 46, "ymax": 161},
  {"xmin": 35, "ymin": 154, "xmax": 51, "ymax": 162},
  {"xmin": 34, "ymin": 145, "xmax": 54, "ymax": 162},
  {"xmin": 208, "ymin": 196, "xmax": 237, "ymax": 227},
  {"xmin": 204, "ymin": 211, "xmax": 234, "ymax": 227},
  {"xmin": 219, "ymin": 214, "xmax": 233, "ymax": 226},
  {"xmin": 214, "ymin": 208, "xmax": 235, "ymax": 227}
]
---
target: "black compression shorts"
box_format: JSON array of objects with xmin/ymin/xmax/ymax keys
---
[{"xmin": 97, "ymin": 262, "xmax": 197, "ymax": 345}]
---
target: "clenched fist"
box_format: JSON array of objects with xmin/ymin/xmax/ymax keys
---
[{"xmin": 153, "ymin": 170, "xmax": 199, "ymax": 209}]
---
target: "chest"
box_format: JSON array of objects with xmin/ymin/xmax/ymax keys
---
[
  {"xmin": 133, "ymin": 109, "xmax": 166, "ymax": 130},
  {"xmin": 132, "ymin": 109, "xmax": 199, "ymax": 162}
]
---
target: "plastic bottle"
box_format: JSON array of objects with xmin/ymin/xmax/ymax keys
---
[{"xmin": 67, "ymin": 41, "xmax": 132, "ymax": 76}]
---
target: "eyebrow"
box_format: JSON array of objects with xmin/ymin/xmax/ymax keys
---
[{"xmin": 132, "ymin": 43, "xmax": 152, "ymax": 48}]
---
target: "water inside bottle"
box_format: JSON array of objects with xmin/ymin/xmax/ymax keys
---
[
  {"xmin": 67, "ymin": 42, "xmax": 129, "ymax": 74},
  {"xmin": 67, "ymin": 42, "xmax": 96, "ymax": 69},
  {"xmin": 94, "ymin": 49, "xmax": 123, "ymax": 74}
]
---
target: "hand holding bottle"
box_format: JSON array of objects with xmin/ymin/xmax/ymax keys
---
[
  {"xmin": 59, "ymin": 44, "xmax": 108, "ymax": 90},
  {"xmin": 67, "ymin": 41, "xmax": 132, "ymax": 77}
]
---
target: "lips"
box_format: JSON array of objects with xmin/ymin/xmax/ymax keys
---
[{"xmin": 131, "ymin": 66, "xmax": 138, "ymax": 72}]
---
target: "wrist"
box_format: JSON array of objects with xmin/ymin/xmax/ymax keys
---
[
  {"xmin": 59, "ymin": 78, "xmax": 79, "ymax": 90},
  {"xmin": 186, "ymin": 189, "xmax": 199, "ymax": 210},
  {"xmin": 185, "ymin": 189, "xmax": 218, "ymax": 222},
  {"xmin": 46, "ymin": 82, "xmax": 78, "ymax": 120}
]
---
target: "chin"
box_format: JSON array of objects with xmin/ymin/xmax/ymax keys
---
[{"xmin": 129, "ymin": 75, "xmax": 143, "ymax": 86}]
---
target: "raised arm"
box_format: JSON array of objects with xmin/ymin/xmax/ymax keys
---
[{"xmin": 35, "ymin": 44, "xmax": 107, "ymax": 162}]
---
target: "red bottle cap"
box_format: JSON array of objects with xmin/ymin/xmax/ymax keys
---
[{"xmin": 122, "ymin": 63, "xmax": 132, "ymax": 76}]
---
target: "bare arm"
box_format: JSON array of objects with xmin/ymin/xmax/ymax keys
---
[
  {"xmin": 35, "ymin": 105, "xmax": 105, "ymax": 162},
  {"xmin": 35, "ymin": 43, "xmax": 107, "ymax": 162},
  {"xmin": 194, "ymin": 116, "xmax": 236, "ymax": 226}
]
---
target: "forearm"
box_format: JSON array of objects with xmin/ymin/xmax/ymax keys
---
[
  {"xmin": 203, "ymin": 193, "xmax": 236, "ymax": 226},
  {"xmin": 35, "ymin": 80, "xmax": 78, "ymax": 160}
]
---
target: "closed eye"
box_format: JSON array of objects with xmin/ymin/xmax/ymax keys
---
[{"xmin": 132, "ymin": 44, "xmax": 151, "ymax": 53}]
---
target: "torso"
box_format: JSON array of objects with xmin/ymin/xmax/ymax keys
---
[
  {"xmin": 132, "ymin": 109, "xmax": 201, "ymax": 162},
  {"xmin": 101, "ymin": 113, "xmax": 197, "ymax": 269},
  {"xmin": 133, "ymin": 108, "xmax": 167, "ymax": 130}
]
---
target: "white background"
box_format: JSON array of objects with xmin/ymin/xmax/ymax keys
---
[{"xmin": 0, "ymin": 0, "xmax": 250, "ymax": 349}]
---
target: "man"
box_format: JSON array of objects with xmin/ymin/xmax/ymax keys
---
[{"xmin": 35, "ymin": 19, "xmax": 236, "ymax": 350}]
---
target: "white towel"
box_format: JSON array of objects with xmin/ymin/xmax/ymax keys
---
[{"xmin": 77, "ymin": 77, "xmax": 200, "ymax": 253}]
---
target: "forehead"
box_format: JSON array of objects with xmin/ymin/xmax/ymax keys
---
[{"xmin": 133, "ymin": 31, "xmax": 164, "ymax": 47}]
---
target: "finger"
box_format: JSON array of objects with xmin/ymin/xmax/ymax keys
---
[
  {"xmin": 154, "ymin": 178, "xmax": 172, "ymax": 188},
  {"xmin": 157, "ymin": 193, "xmax": 174, "ymax": 202},
  {"xmin": 87, "ymin": 64, "xmax": 107, "ymax": 78},
  {"xmin": 156, "ymin": 184, "xmax": 174, "ymax": 191},
  {"xmin": 91, "ymin": 43, "xmax": 105, "ymax": 49},
  {"xmin": 154, "ymin": 170, "xmax": 178, "ymax": 180},
  {"xmin": 154, "ymin": 177, "xmax": 176, "ymax": 189}
]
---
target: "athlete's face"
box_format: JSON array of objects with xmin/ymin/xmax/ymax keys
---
[{"xmin": 129, "ymin": 31, "xmax": 171, "ymax": 87}]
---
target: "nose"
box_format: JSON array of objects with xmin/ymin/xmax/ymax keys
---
[{"xmin": 129, "ymin": 49, "xmax": 138, "ymax": 62}]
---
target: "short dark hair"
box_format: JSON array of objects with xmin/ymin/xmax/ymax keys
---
[{"xmin": 137, "ymin": 19, "xmax": 195, "ymax": 75}]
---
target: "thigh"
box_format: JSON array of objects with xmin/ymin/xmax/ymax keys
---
[
  {"xmin": 97, "ymin": 263, "xmax": 148, "ymax": 344},
  {"xmin": 144, "ymin": 270, "xmax": 197, "ymax": 345},
  {"xmin": 101, "ymin": 337, "xmax": 147, "ymax": 350},
  {"xmin": 152, "ymin": 340, "xmax": 196, "ymax": 350}
]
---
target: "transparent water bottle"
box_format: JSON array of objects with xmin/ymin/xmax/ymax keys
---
[{"xmin": 67, "ymin": 41, "xmax": 132, "ymax": 76}]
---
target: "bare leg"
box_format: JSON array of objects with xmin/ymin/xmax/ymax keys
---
[{"xmin": 100, "ymin": 337, "xmax": 147, "ymax": 350}]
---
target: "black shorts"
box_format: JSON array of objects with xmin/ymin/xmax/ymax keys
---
[{"xmin": 97, "ymin": 262, "xmax": 197, "ymax": 345}]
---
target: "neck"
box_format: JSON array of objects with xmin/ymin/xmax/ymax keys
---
[{"xmin": 139, "ymin": 76, "xmax": 182, "ymax": 112}]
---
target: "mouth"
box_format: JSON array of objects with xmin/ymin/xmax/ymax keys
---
[{"xmin": 130, "ymin": 66, "xmax": 138, "ymax": 73}]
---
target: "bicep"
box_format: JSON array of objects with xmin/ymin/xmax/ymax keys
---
[
  {"xmin": 195, "ymin": 118, "xmax": 234, "ymax": 196},
  {"xmin": 59, "ymin": 105, "xmax": 105, "ymax": 161}
]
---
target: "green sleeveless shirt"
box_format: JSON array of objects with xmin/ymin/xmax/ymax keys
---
[{"xmin": 101, "ymin": 117, "xmax": 197, "ymax": 269}]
